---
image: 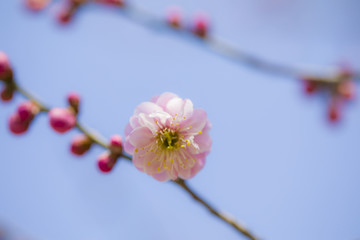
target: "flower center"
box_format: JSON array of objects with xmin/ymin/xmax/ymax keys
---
[{"xmin": 158, "ymin": 129, "xmax": 180, "ymax": 150}]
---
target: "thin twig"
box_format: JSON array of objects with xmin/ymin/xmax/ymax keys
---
[
  {"xmin": 12, "ymin": 81, "xmax": 258, "ymax": 240},
  {"xmin": 83, "ymin": 0, "xmax": 359, "ymax": 83},
  {"xmin": 174, "ymin": 179, "xmax": 259, "ymax": 240}
]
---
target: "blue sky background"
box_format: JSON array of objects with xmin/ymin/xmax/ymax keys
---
[{"xmin": 1, "ymin": 0, "xmax": 360, "ymax": 240}]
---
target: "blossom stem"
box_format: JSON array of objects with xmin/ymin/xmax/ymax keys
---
[
  {"xmin": 83, "ymin": 0, "xmax": 360, "ymax": 83},
  {"xmin": 12, "ymin": 81, "xmax": 258, "ymax": 240},
  {"xmin": 174, "ymin": 179, "xmax": 259, "ymax": 240}
]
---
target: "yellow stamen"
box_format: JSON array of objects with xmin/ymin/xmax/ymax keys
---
[
  {"xmin": 198, "ymin": 131, "xmax": 202, "ymax": 135},
  {"xmin": 157, "ymin": 167, "xmax": 161, "ymax": 171},
  {"xmin": 147, "ymin": 161, "xmax": 151, "ymax": 165},
  {"xmin": 187, "ymin": 141, "xmax": 191, "ymax": 145},
  {"xmin": 134, "ymin": 148, "xmax": 138, "ymax": 153}
]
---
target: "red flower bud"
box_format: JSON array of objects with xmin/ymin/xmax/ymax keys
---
[{"xmin": 97, "ymin": 153, "xmax": 117, "ymax": 173}]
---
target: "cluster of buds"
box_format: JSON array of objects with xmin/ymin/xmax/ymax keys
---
[
  {"xmin": 9, "ymin": 101, "xmax": 40, "ymax": 134},
  {"xmin": 49, "ymin": 92, "xmax": 79, "ymax": 133},
  {"xmin": 2, "ymin": 50, "xmax": 124, "ymax": 173},
  {"xmin": 302, "ymin": 69, "xmax": 356, "ymax": 122},
  {"xmin": 97, "ymin": 135, "xmax": 123, "ymax": 173},
  {"xmin": 166, "ymin": 8, "xmax": 210, "ymax": 38},
  {"xmin": 70, "ymin": 133, "xmax": 123, "ymax": 173},
  {"xmin": 0, "ymin": 52, "xmax": 15, "ymax": 102},
  {"xmin": 24, "ymin": 0, "xmax": 125, "ymax": 24}
]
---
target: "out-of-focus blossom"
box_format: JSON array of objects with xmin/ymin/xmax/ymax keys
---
[
  {"xmin": 167, "ymin": 7, "xmax": 182, "ymax": 28},
  {"xmin": 124, "ymin": 92, "xmax": 212, "ymax": 181},
  {"xmin": 192, "ymin": 13, "xmax": 210, "ymax": 38},
  {"xmin": 25, "ymin": 0, "xmax": 50, "ymax": 11},
  {"xmin": 9, "ymin": 101, "xmax": 40, "ymax": 134},
  {"xmin": 301, "ymin": 69, "xmax": 356, "ymax": 123}
]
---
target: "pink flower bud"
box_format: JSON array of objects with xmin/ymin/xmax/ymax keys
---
[
  {"xmin": 17, "ymin": 101, "xmax": 39, "ymax": 122},
  {"xmin": 0, "ymin": 52, "xmax": 10, "ymax": 78},
  {"xmin": 167, "ymin": 8, "xmax": 182, "ymax": 28},
  {"xmin": 328, "ymin": 98, "xmax": 342, "ymax": 123},
  {"xmin": 71, "ymin": 134, "xmax": 92, "ymax": 156},
  {"xmin": 9, "ymin": 113, "xmax": 30, "ymax": 135},
  {"xmin": 67, "ymin": 92, "xmax": 80, "ymax": 113},
  {"xmin": 97, "ymin": 153, "xmax": 117, "ymax": 173},
  {"xmin": 49, "ymin": 107, "xmax": 76, "ymax": 133},
  {"xmin": 110, "ymin": 134, "xmax": 123, "ymax": 155},
  {"xmin": 192, "ymin": 14, "xmax": 209, "ymax": 38},
  {"xmin": 57, "ymin": 9, "xmax": 73, "ymax": 24},
  {"xmin": 338, "ymin": 80, "xmax": 355, "ymax": 100},
  {"xmin": 1, "ymin": 87, "xmax": 14, "ymax": 102},
  {"xmin": 25, "ymin": 0, "xmax": 50, "ymax": 11},
  {"xmin": 303, "ymin": 79, "xmax": 317, "ymax": 95}
]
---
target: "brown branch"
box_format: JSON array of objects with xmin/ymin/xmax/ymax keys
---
[
  {"xmin": 11, "ymin": 80, "xmax": 258, "ymax": 240},
  {"xmin": 174, "ymin": 179, "xmax": 259, "ymax": 240}
]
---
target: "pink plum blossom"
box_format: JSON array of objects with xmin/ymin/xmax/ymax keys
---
[
  {"xmin": 124, "ymin": 92, "xmax": 212, "ymax": 181},
  {"xmin": 49, "ymin": 107, "xmax": 76, "ymax": 133}
]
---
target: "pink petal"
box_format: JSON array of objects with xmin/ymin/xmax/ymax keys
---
[
  {"xmin": 155, "ymin": 92, "xmax": 178, "ymax": 110},
  {"xmin": 135, "ymin": 102, "xmax": 163, "ymax": 115},
  {"xmin": 128, "ymin": 127, "xmax": 154, "ymax": 148},
  {"xmin": 180, "ymin": 109, "xmax": 207, "ymax": 134},
  {"xmin": 189, "ymin": 158, "xmax": 206, "ymax": 179},
  {"xmin": 124, "ymin": 136, "xmax": 135, "ymax": 154},
  {"xmin": 153, "ymin": 171, "xmax": 171, "ymax": 182}
]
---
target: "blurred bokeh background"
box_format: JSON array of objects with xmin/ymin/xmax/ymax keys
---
[{"xmin": 1, "ymin": 0, "xmax": 360, "ymax": 239}]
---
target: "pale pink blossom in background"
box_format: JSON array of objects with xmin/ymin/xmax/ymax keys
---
[{"xmin": 124, "ymin": 92, "xmax": 212, "ymax": 181}]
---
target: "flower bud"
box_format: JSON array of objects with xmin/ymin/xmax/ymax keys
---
[
  {"xmin": 109, "ymin": 134, "xmax": 122, "ymax": 155},
  {"xmin": 17, "ymin": 101, "xmax": 39, "ymax": 121},
  {"xmin": 9, "ymin": 113, "xmax": 30, "ymax": 134},
  {"xmin": 192, "ymin": 14, "xmax": 209, "ymax": 38},
  {"xmin": 97, "ymin": 153, "xmax": 117, "ymax": 173},
  {"xmin": 25, "ymin": 0, "xmax": 50, "ymax": 11},
  {"xmin": 338, "ymin": 80, "xmax": 355, "ymax": 100},
  {"xmin": 49, "ymin": 107, "xmax": 76, "ymax": 133},
  {"xmin": 71, "ymin": 134, "xmax": 92, "ymax": 156},
  {"xmin": 67, "ymin": 92, "xmax": 80, "ymax": 113},
  {"xmin": 1, "ymin": 87, "xmax": 14, "ymax": 102},
  {"xmin": 57, "ymin": 8, "xmax": 73, "ymax": 24},
  {"xmin": 303, "ymin": 79, "xmax": 318, "ymax": 95},
  {"xmin": 167, "ymin": 7, "xmax": 182, "ymax": 28},
  {"xmin": 328, "ymin": 98, "xmax": 342, "ymax": 123},
  {"xmin": 0, "ymin": 52, "xmax": 10, "ymax": 79}
]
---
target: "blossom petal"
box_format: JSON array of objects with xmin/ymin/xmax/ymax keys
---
[
  {"xmin": 135, "ymin": 102, "xmax": 163, "ymax": 115},
  {"xmin": 181, "ymin": 109, "xmax": 207, "ymax": 134},
  {"xmin": 124, "ymin": 136, "xmax": 135, "ymax": 154},
  {"xmin": 189, "ymin": 158, "xmax": 206, "ymax": 178},
  {"xmin": 155, "ymin": 92, "xmax": 178, "ymax": 110},
  {"xmin": 129, "ymin": 127, "xmax": 154, "ymax": 148},
  {"xmin": 153, "ymin": 171, "xmax": 171, "ymax": 182}
]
